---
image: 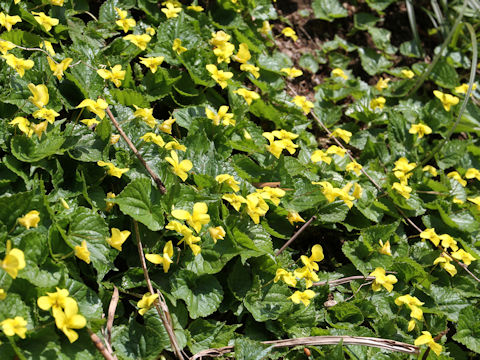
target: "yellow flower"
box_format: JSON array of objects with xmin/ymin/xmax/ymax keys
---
[
  {"xmin": 37, "ymin": 288, "xmax": 70, "ymax": 312},
  {"xmin": 50, "ymin": 0, "xmax": 65, "ymax": 5},
  {"xmin": 346, "ymin": 160, "xmax": 362, "ymax": 176},
  {"xmin": 1, "ymin": 241, "xmax": 26, "ymax": 279},
  {"xmin": 455, "ymin": 83, "xmax": 477, "ymax": 95},
  {"xmin": 352, "ymin": 183, "xmax": 362, "ymax": 199},
  {"xmin": 9, "ymin": 117, "xmax": 33, "ymax": 137},
  {"xmin": 187, "ymin": 4, "xmax": 204, "ymax": 11},
  {"xmin": 105, "ymin": 192, "xmax": 116, "ymax": 212},
  {"xmin": 18, "ymin": 210, "xmax": 40, "ymax": 229},
  {"xmin": 140, "ymin": 132, "xmax": 165, "ymax": 147},
  {"xmin": 378, "ymin": 240, "xmax": 392, "ymax": 256},
  {"xmin": 0, "ymin": 316, "xmax": 27, "ymax": 339},
  {"xmin": 369, "ymin": 267, "xmax": 397, "ymax": 292},
  {"xmin": 116, "ymin": 17, "xmax": 136, "ymax": 33},
  {"xmin": 433, "ymin": 90, "xmax": 459, "ymax": 112},
  {"xmin": 32, "ymin": 11, "xmax": 59, "ymax": 32},
  {"xmin": 420, "ymin": 228, "xmax": 440, "ymax": 246},
  {"xmin": 76, "ymin": 98, "xmax": 108, "ymax": 119},
  {"xmin": 80, "ymin": 118, "xmax": 99, "ymax": 127},
  {"xmin": 262, "ymin": 132, "xmax": 285, "ymax": 158},
  {"xmin": 451, "ymin": 249, "xmax": 476, "ymax": 265},
  {"xmin": 447, "ymin": 171, "xmax": 466, "ymax": 186},
  {"xmin": 166, "ymin": 221, "xmax": 202, "ymax": 255},
  {"xmin": 281, "ymin": 67, "xmax": 303, "ymax": 79},
  {"xmin": 465, "ymin": 168, "xmax": 480, "ymax": 181},
  {"xmin": 414, "ymin": 331, "xmax": 442, "ymax": 356},
  {"xmin": 208, "ymin": 226, "xmax": 226, "ymax": 243},
  {"xmin": 210, "ymin": 31, "xmax": 231, "ymax": 46},
  {"xmin": 258, "ymin": 20, "xmax": 272, "ymax": 35},
  {"xmin": 222, "ymin": 193, "xmax": 246, "ymax": 211},
  {"xmin": 375, "ymin": 77, "xmax": 390, "ymax": 91},
  {"xmin": 300, "ymin": 244, "xmax": 324, "ymax": 272},
  {"xmin": 74, "ymin": 240, "xmax": 90, "ymax": 264},
  {"xmin": 47, "ymin": 57, "xmax": 73, "ymax": 80},
  {"xmin": 245, "ymin": 193, "xmax": 269, "ymax": 224},
  {"xmin": 97, "ymin": 65, "xmax": 126, "ymax": 87},
  {"xmin": 106, "ymin": 228, "xmax": 131, "ymax": 251},
  {"xmin": 162, "ymin": 2, "xmax": 182, "ymax": 18},
  {"xmin": 137, "ymin": 293, "xmax": 159, "ymax": 316},
  {"xmin": 2, "ymin": 54, "xmax": 34, "ymax": 77},
  {"xmin": 330, "ymin": 128, "xmax": 352, "ymax": 143},
  {"xmin": 172, "ymin": 38, "xmax": 187, "ymax": 55},
  {"xmin": 289, "ymin": 290, "xmax": 315, "ymax": 306},
  {"xmin": 392, "ymin": 182, "xmax": 412, "ymax": 199},
  {"xmin": 165, "ymin": 139, "xmax": 186, "ymax": 151},
  {"xmin": 216, "ymin": 174, "xmax": 240, "ymax": 192},
  {"xmin": 146, "ymin": 241, "xmax": 174, "ymax": 273},
  {"xmin": 28, "ymin": 83, "xmax": 49, "ymax": 108},
  {"xmin": 159, "ymin": 117, "xmax": 176, "ymax": 134},
  {"xmin": 438, "ymin": 234, "xmax": 458, "ymax": 251},
  {"xmin": 401, "ymin": 69, "xmax": 414, "ymax": 79},
  {"xmin": 292, "ymin": 95, "xmax": 314, "ymax": 114},
  {"xmin": 394, "ymin": 157, "xmax": 416, "ymax": 173},
  {"xmin": 408, "ymin": 319, "xmax": 416, "ymax": 332},
  {"xmin": 395, "ymin": 294, "xmax": 424, "ymax": 320},
  {"xmin": 52, "ymin": 297, "xmax": 86, "ymax": 343},
  {"xmin": 115, "ymin": 7, "xmax": 128, "ymax": 19},
  {"xmin": 467, "ymin": 196, "xmax": 480, "ymax": 210},
  {"xmin": 281, "ymin": 27, "xmax": 298, "ymax": 41},
  {"xmin": 139, "ymin": 56, "xmax": 164, "ymax": 73},
  {"xmin": 206, "ymin": 106, "xmax": 235, "ymax": 126},
  {"xmin": 433, "ymin": 254, "xmax": 457, "ymax": 276},
  {"xmin": 409, "ymin": 123, "xmax": 432, "ymax": 138},
  {"xmin": 41, "ymin": 41, "xmax": 56, "ymax": 56},
  {"xmin": 0, "ymin": 12, "xmax": 22, "ymax": 32},
  {"xmin": 32, "ymin": 121, "xmax": 48, "ymax": 139},
  {"xmin": 0, "ymin": 39, "xmax": 16, "ymax": 55},
  {"xmin": 234, "ymin": 88, "xmax": 260, "ymax": 105},
  {"xmin": 206, "ymin": 64, "xmax": 233, "ymax": 89},
  {"xmin": 287, "ymin": 211, "xmax": 305, "ymax": 225},
  {"xmin": 240, "ymin": 63, "xmax": 260, "ymax": 79},
  {"xmin": 232, "ymin": 43, "xmax": 251, "ymax": 64},
  {"xmin": 274, "ymin": 268, "xmax": 297, "ymax": 287},
  {"xmin": 326, "ymin": 145, "xmax": 346, "ymax": 157},
  {"xmin": 294, "ymin": 266, "xmax": 319, "ymax": 288},
  {"xmin": 422, "ymin": 165, "xmax": 438, "ymax": 177},
  {"xmin": 172, "ymin": 202, "xmax": 210, "ymax": 233},
  {"xmin": 33, "ymin": 108, "xmax": 59, "ymax": 124},
  {"xmin": 110, "ymin": 134, "xmax": 120, "ymax": 144},
  {"xmin": 256, "ymin": 186, "xmax": 285, "ymax": 206},
  {"xmin": 124, "ymin": 34, "xmax": 151, "ymax": 50},
  {"xmin": 165, "ymin": 150, "xmax": 192, "ymax": 182},
  {"xmin": 370, "ymin": 96, "xmax": 386, "ymax": 110},
  {"xmin": 213, "ymin": 41, "xmax": 235, "ymax": 64},
  {"xmin": 311, "ymin": 150, "xmax": 332, "ymax": 164},
  {"xmin": 0, "ymin": 288, "xmax": 6, "ymax": 300},
  {"xmin": 133, "ymin": 105, "xmax": 157, "ymax": 128},
  {"xmin": 331, "ymin": 68, "xmax": 348, "ymax": 80},
  {"xmin": 97, "ymin": 160, "xmax": 129, "ymax": 178}
]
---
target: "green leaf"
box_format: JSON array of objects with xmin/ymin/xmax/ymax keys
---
[
  {"xmin": 187, "ymin": 319, "xmax": 240, "ymax": 354},
  {"xmin": 234, "ymin": 337, "xmax": 275, "ymax": 360},
  {"xmin": 452, "ymin": 305, "xmax": 480, "ymax": 354},
  {"xmin": 429, "ymin": 58, "xmax": 459, "ymax": 89},
  {"xmin": 244, "ymin": 282, "xmax": 292, "ymax": 322},
  {"xmin": 327, "ymin": 302, "xmax": 364, "ymax": 328},
  {"xmin": 11, "ymin": 135, "xmax": 65, "ymax": 162},
  {"xmin": 312, "ymin": 0, "xmax": 348, "ymax": 21},
  {"xmin": 112, "ymin": 177, "xmax": 166, "ymax": 231},
  {"xmin": 358, "ymin": 48, "xmax": 394, "ymax": 75}
]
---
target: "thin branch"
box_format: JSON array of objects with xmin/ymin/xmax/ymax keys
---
[
  {"xmin": 276, "ymin": 216, "xmax": 317, "ymax": 256},
  {"xmin": 312, "ymin": 276, "xmax": 375, "ymax": 287},
  {"xmin": 103, "ymin": 286, "xmax": 119, "ymax": 359},
  {"xmin": 190, "ymin": 335, "xmax": 419, "ymax": 359},
  {"xmin": 89, "ymin": 330, "xmax": 116, "ymax": 360},
  {"xmin": 133, "ymin": 221, "xmax": 184, "ymax": 360},
  {"xmin": 105, "ymin": 107, "xmax": 167, "ymax": 194}
]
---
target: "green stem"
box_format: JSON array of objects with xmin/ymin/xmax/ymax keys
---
[{"xmin": 8, "ymin": 336, "xmax": 27, "ymax": 360}]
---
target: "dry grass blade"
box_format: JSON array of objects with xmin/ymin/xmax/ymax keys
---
[
  {"xmin": 89, "ymin": 330, "xmax": 116, "ymax": 360},
  {"xmin": 106, "ymin": 286, "xmax": 119, "ymax": 348}
]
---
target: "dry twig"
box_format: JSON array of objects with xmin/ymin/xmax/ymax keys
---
[
  {"xmin": 276, "ymin": 216, "xmax": 317, "ymax": 256},
  {"xmin": 89, "ymin": 330, "xmax": 116, "ymax": 360}
]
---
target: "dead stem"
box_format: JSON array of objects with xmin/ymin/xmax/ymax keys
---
[{"xmin": 276, "ymin": 215, "xmax": 317, "ymax": 256}]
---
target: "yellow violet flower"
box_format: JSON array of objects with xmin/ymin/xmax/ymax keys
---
[
  {"xmin": 74, "ymin": 240, "xmax": 90, "ymax": 264},
  {"xmin": 210, "ymin": 31, "xmax": 231, "ymax": 46},
  {"xmin": 326, "ymin": 145, "xmax": 346, "ymax": 157},
  {"xmin": 222, "ymin": 193, "xmax": 246, "ymax": 211},
  {"xmin": 97, "ymin": 65, "xmax": 126, "ymax": 88},
  {"xmin": 370, "ymin": 96, "xmax": 386, "ymax": 110},
  {"xmin": 209, "ymin": 226, "xmax": 226, "ymax": 243},
  {"xmin": 395, "ymin": 294, "xmax": 424, "ymax": 320},
  {"xmin": 301, "ymin": 244, "xmax": 324, "ymax": 272},
  {"xmin": 420, "ymin": 228, "xmax": 440, "ymax": 247},
  {"xmin": 346, "ymin": 160, "xmax": 362, "ymax": 176},
  {"xmin": 47, "ymin": 57, "xmax": 73, "ymax": 80},
  {"xmin": 378, "ymin": 240, "xmax": 392, "ymax": 256},
  {"xmin": 105, "ymin": 192, "xmax": 116, "ymax": 212},
  {"xmin": 52, "ymin": 297, "xmax": 86, "ymax": 343},
  {"xmin": 292, "ymin": 95, "xmax": 314, "ymax": 114},
  {"xmin": 115, "ymin": 13, "xmax": 136, "ymax": 33},
  {"xmin": 414, "ymin": 331, "xmax": 442, "ymax": 356},
  {"xmin": 294, "ymin": 266, "xmax": 319, "ymax": 288},
  {"xmin": 467, "ymin": 196, "xmax": 480, "ymax": 210},
  {"xmin": 433, "ymin": 90, "xmax": 459, "ymax": 112},
  {"xmin": 187, "ymin": 4, "xmax": 204, "ymax": 11},
  {"xmin": 159, "ymin": 117, "xmax": 176, "ymax": 134},
  {"xmin": 262, "ymin": 132, "xmax": 286, "ymax": 158},
  {"xmin": 438, "ymin": 233, "xmax": 458, "ymax": 251},
  {"xmin": 207, "ymin": 64, "xmax": 233, "ymax": 89},
  {"xmin": 10, "ymin": 117, "xmax": 33, "ymax": 137},
  {"xmin": 447, "ymin": 171, "xmax": 466, "ymax": 186},
  {"xmin": 1, "ymin": 241, "xmax": 25, "ymax": 279},
  {"xmin": 369, "ymin": 267, "xmax": 397, "ymax": 292},
  {"xmin": 165, "ymin": 150, "xmax": 192, "ymax": 181},
  {"xmin": 80, "ymin": 118, "xmax": 99, "ymax": 127},
  {"xmin": 32, "ymin": 121, "xmax": 48, "ymax": 139},
  {"xmin": 392, "ymin": 182, "xmax": 412, "ymax": 199},
  {"xmin": 258, "ymin": 20, "xmax": 272, "ymax": 35},
  {"xmin": 2, "ymin": 54, "xmax": 34, "ymax": 77},
  {"xmin": 216, "ymin": 174, "xmax": 240, "ymax": 192},
  {"xmin": 232, "ymin": 43, "xmax": 251, "ymax": 64},
  {"xmin": 433, "ymin": 254, "xmax": 457, "ymax": 276},
  {"xmin": 311, "ymin": 150, "xmax": 332, "ymax": 164},
  {"xmin": 289, "ymin": 290, "xmax": 315, "ymax": 306},
  {"xmin": 401, "ymin": 69, "xmax": 414, "ymax": 79},
  {"xmin": 97, "ymin": 160, "xmax": 129, "ymax": 178},
  {"xmin": 41, "ymin": 41, "xmax": 56, "ymax": 56},
  {"xmin": 455, "ymin": 83, "xmax": 477, "ymax": 95},
  {"xmin": 393, "ymin": 157, "xmax": 416, "ymax": 174},
  {"xmin": 274, "ymin": 268, "xmax": 297, "ymax": 287},
  {"xmin": 234, "ymin": 88, "xmax": 260, "ymax": 105},
  {"xmin": 18, "ymin": 210, "xmax": 40, "ymax": 229},
  {"xmin": 331, "ymin": 68, "xmax": 348, "ymax": 80},
  {"xmin": 115, "ymin": 7, "xmax": 128, "ymax": 19},
  {"xmin": 287, "ymin": 211, "xmax": 305, "ymax": 225},
  {"xmin": 281, "ymin": 27, "xmax": 298, "ymax": 41},
  {"xmin": 245, "ymin": 193, "xmax": 269, "ymax": 224},
  {"xmin": 137, "ymin": 293, "xmax": 159, "ymax": 316},
  {"xmin": 38, "ymin": 288, "xmax": 70, "ymax": 312},
  {"xmin": 172, "ymin": 202, "xmax": 210, "ymax": 233},
  {"xmin": 409, "ymin": 123, "xmax": 432, "ymax": 138},
  {"xmin": 162, "ymin": 2, "xmax": 182, "ymax": 18},
  {"xmin": 110, "ymin": 134, "xmax": 120, "ymax": 144},
  {"xmin": 206, "ymin": 106, "xmax": 235, "ymax": 126},
  {"xmin": 422, "ymin": 165, "xmax": 438, "ymax": 177},
  {"xmin": 0, "ymin": 12, "xmax": 22, "ymax": 32},
  {"xmin": 172, "ymin": 38, "xmax": 187, "ymax": 55},
  {"xmin": 139, "ymin": 56, "xmax": 164, "ymax": 73},
  {"xmin": 28, "ymin": 83, "xmax": 49, "ymax": 108},
  {"xmin": 0, "ymin": 289, "xmax": 6, "ymax": 300},
  {"xmin": 451, "ymin": 249, "xmax": 476, "ymax": 265},
  {"xmin": 330, "ymin": 128, "xmax": 352, "ymax": 143},
  {"xmin": 133, "ymin": 105, "xmax": 157, "ymax": 128},
  {"xmin": 240, "ymin": 63, "xmax": 260, "ymax": 79},
  {"xmin": 50, "ymin": 0, "xmax": 65, "ymax": 6},
  {"xmin": 375, "ymin": 77, "xmax": 390, "ymax": 91},
  {"xmin": 213, "ymin": 41, "xmax": 235, "ymax": 64},
  {"xmin": 124, "ymin": 34, "xmax": 151, "ymax": 50},
  {"xmin": 465, "ymin": 168, "xmax": 480, "ymax": 181},
  {"xmin": 165, "ymin": 139, "xmax": 186, "ymax": 151},
  {"xmin": 256, "ymin": 186, "xmax": 285, "ymax": 206},
  {"xmin": 281, "ymin": 67, "xmax": 303, "ymax": 79},
  {"xmin": 0, "ymin": 39, "xmax": 16, "ymax": 55},
  {"xmin": 32, "ymin": 11, "xmax": 59, "ymax": 32},
  {"xmin": 33, "ymin": 108, "xmax": 59, "ymax": 124},
  {"xmin": 0, "ymin": 317, "xmax": 27, "ymax": 339},
  {"xmin": 146, "ymin": 241, "xmax": 174, "ymax": 273},
  {"xmin": 140, "ymin": 132, "xmax": 165, "ymax": 147},
  {"xmin": 352, "ymin": 183, "xmax": 363, "ymax": 199},
  {"xmin": 408, "ymin": 319, "xmax": 416, "ymax": 332},
  {"xmin": 106, "ymin": 228, "xmax": 131, "ymax": 251},
  {"xmin": 76, "ymin": 98, "xmax": 108, "ymax": 119}
]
